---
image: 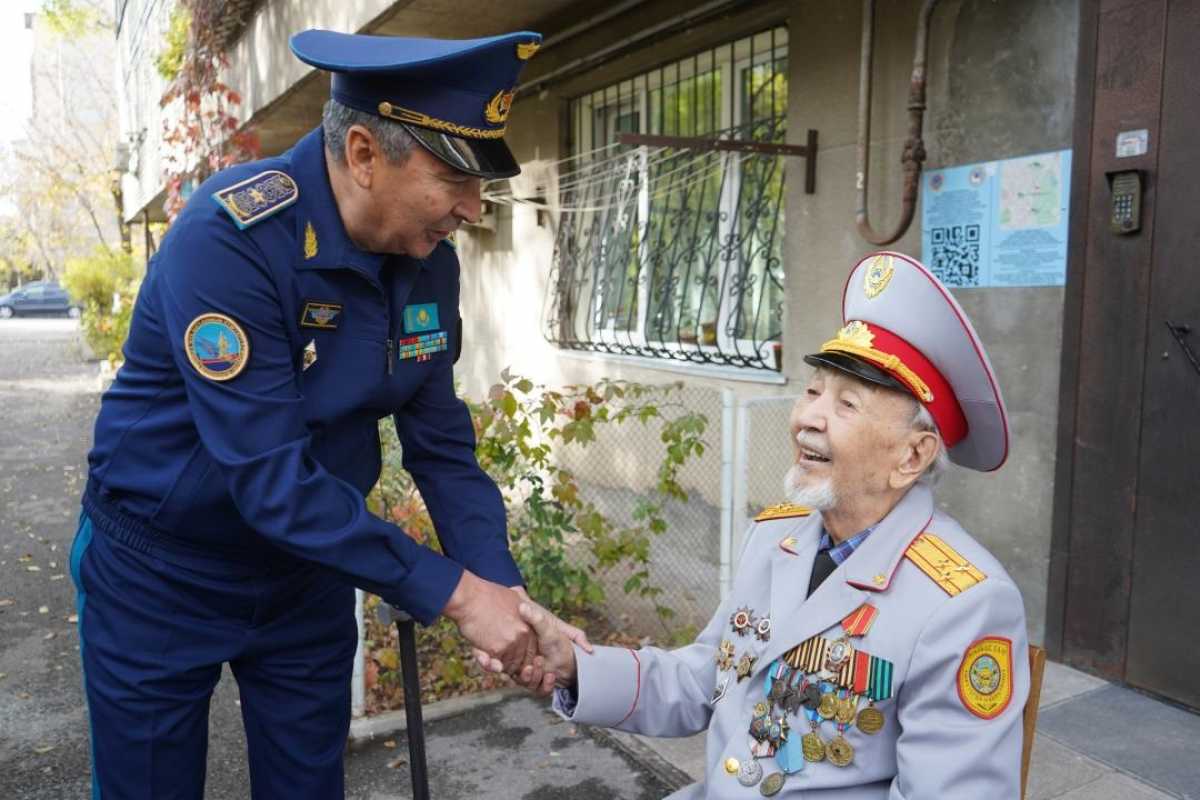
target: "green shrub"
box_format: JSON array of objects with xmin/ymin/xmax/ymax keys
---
[{"xmin": 62, "ymin": 248, "xmax": 141, "ymax": 364}]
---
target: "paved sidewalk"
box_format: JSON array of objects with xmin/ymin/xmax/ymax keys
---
[{"xmin": 614, "ymin": 659, "xmax": 1198, "ymax": 799}]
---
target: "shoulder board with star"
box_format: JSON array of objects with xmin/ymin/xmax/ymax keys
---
[
  {"xmin": 212, "ymin": 170, "xmax": 299, "ymax": 229},
  {"xmin": 754, "ymin": 503, "xmax": 813, "ymax": 522},
  {"xmin": 904, "ymin": 532, "xmax": 987, "ymax": 596}
]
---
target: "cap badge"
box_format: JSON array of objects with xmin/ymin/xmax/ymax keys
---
[
  {"xmin": 304, "ymin": 221, "xmax": 318, "ymax": 259},
  {"xmin": 516, "ymin": 42, "xmax": 541, "ymax": 60},
  {"xmin": 863, "ymin": 255, "xmax": 894, "ymax": 299},
  {"xmin": 836, "ymin": 320, "xmax": 875, "ymax": 348},
  {"xmin": 484, "ymin": 88, "xmax": 515, "ymax": 125}
]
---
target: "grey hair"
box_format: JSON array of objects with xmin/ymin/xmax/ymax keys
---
[
  {"xmin": 322, "ymin": 99, "xmax": 417, "ymax": 165},
  {"xmin": 910, "ymin": 400, "xmax": 951, "ymax": 486}
]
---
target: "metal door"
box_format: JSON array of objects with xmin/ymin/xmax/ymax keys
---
[{"xmin": 1124, "ymin": 0, "xmax": 1200, "ymax": 710}]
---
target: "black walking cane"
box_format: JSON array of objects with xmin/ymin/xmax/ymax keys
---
[{"xmin": 388, "ymin": 607, "xmax": 431, "ymax": 800}]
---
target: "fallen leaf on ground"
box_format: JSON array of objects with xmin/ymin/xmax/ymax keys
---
[
  {"xmin": 38, "ymin": 606, "xmax": 49, "ymax": 614},
  {"xmin": 44, "ymin": 632, "xmax": 56, "ymax": 640},
  {"xmin": 383, "ymin": 740, "xmax": 396, "ymax": 749},
  {"xmin": 50, "ymin": 574, "xmax": 65, "ymax": 581},
  {"xmin": 0, "ymin": 599, "xmax": 14, "ymax": 607},
  {"xmin": 33, "ymin": 745, "xmax": 54, "ymax": 755},
  {"xmin": 26, "ymin": 566, "xmax": 41, "ymax": 572},
  {"xmin": 386, "ymin": 756, "xmax": 408, "ymax": 769},
  {"xmin": 67, "ymin": 615, "xmax": 78, "ymax": 623},
  {"xmin": 48, "ymin": 561, "xmax": 57, "ymax": 569},
  {"xmin": 18, "ymin": 554, "xmax": 32, "ymax": 562},
  {"xmin": 17, "ymin": 692, "xmax": 31, "ymax": 700}
]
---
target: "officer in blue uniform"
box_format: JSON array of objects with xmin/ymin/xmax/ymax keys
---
[{"xmin": 71, "ymin": 30, "xmax": 550, "ymax": 799}]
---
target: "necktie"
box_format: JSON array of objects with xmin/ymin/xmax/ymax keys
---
[{"xmin": 807, "ymin": 547, "xmax": 838, "ymax": 597}]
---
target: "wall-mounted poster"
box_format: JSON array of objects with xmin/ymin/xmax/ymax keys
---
[{"xmin": 921, "ymin": 149, "xmax": 1072, "ymax": 288}]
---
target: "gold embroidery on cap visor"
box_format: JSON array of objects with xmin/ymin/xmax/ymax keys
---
[
  {"xmin": 819, "ymin": 320, "xmax": 934, "ymax": 403},
  {"xmin": 516, "ymin": 42, "xmax": 541, "ymax": 60},
  {"xmin": 377, "ymin": 101, "xmax": 507, "ymax": 139}
]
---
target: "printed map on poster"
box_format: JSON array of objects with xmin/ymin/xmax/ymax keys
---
[{"xmin": 920, "ymin": 149, "xmax": 1072, "ymax": 287}]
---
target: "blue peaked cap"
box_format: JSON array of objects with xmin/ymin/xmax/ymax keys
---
[{"xmin": 290, "ymin": 29, "xmax": 542, "ymax": 179}]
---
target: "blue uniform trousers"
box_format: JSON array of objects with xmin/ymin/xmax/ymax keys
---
[{"xmin": 71, "ymin": 513, "xmax": 357, "ymax": 799}]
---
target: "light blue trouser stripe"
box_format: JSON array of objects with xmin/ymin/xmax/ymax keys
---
[{"xmin": 70, "ymin": 512, "xmax": 101, "ymax": 800}]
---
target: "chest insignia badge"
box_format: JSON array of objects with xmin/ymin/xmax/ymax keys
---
[
  {"xmin": 301, "ymin": 301, "xmax": 342, "ymax": 330},
  {"xmin": 184, "ymin": 313, "xmax": 249, "ymax": 382},
  {"xmin": 302, "ymin": 339, "xmax": 317, "ymax": 371},
  {"xmin": 403, "ymin": 303, "xmax": 440, "ymax": 333}
]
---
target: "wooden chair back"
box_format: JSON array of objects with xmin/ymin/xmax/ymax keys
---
[{"xmin": 1021, "ymin": 645, "xmax": 1047, "ymax": 799}]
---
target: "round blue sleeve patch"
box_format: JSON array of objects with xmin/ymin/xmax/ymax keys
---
[{"xmin": 184, "ymin": 313, "xmax": 250, "ymax": 381}]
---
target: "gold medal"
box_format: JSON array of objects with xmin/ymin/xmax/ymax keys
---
[
  {"xmin": 857, "ymin": 704, "xmax": 885, "ymax": 734},
  {"xmin": 818, "ymin": 691, "xmax": 837, "ymax": 719},
  {"xmin": 835, "ymin": 694, "xmax": 857, "ymax": 725},
  {"xmin": 827, "ymin": 734, "xmax": 855, "ymax": 767},
  {"xmin": 736, "ymin": 653, "xmax": 757, "ymax": 682},
  {"xmin": 801, "ymin": 730, "xmax": 826, "ymax": 762},
  {"xmin": 760, "ymin": 772, "xmax": 786, "ymax": 796},
  {"xmin": 753, "ymin": 701, "xmax": 769, "ymax": 718},
  {"xmin": 716, "ymin": 640, "xmax": 736, "ymax": 672}
]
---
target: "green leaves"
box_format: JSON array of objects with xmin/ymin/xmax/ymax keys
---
[{"xmin": 373, "ymin": 369, "xmax": 711, "ymax": 651}]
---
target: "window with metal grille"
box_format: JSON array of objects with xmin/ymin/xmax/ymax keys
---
[{"xmin": 544, "ymin": 27, "xmax": 788, "ymax": 372}]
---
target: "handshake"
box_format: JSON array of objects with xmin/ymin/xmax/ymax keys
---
[{"xmin": 443, "ymin": 570, "xmax": 591, "ymax": 695}]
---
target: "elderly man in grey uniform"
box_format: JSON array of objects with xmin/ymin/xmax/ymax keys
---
[{"xmin": 520, "ymin": 251, "xmax": 1030, "ymax": 798}]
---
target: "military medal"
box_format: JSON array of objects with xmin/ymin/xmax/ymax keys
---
[
  {"xmin": 856, "ymin": 703, "xmax": 884, "ymax": 734},
  {"xmin": 755, "ymin": 616, "xmax": 772, "ymax": 642},
  {"xmin": 731, "ymin": 607, "xmax": 756, "ymax": 637},
  {"xmin": 736, "ymin": 758, "xmax": 763, "ymax": 787},
  {"xmin": 817, "ymin": 687, "xmax": 837, "ymax": 719},
  {"xmin": 711, "ymin": 677, "xmax": 729, "ymax": 704},
  {"xmin": 801, "ymin": 728, "xmax": 826, "ymax": 762},
  {"xmin": 827, "ymin": 734, "xmax": 855, "ymax": 767},
  {"xmin": 716, "ymin": 640, "xmax": 736, "ymax": 672},
  {"xmin": 736, "ymin": 653, "xmax": 757, "ymax": 682},
  {"xmin": 724, "ymin": 757, "xmax": 741, "ymax": 775},
  {"xmin": 834, "ymin": 692, "xmax": 857, "ymax": 725},
  {"xmin": 760, "ymin": 772, "xmax": 786, "ymax": 797}
]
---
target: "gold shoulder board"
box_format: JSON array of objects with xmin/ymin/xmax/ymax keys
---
[
  {"xmin": 904, "ymin": 532, "xmax": 987, "ymax": 596},
  {"xmin": 212, "ymin": 170, "xmax": 299, "ymax": 230},
  {"xmin": 754, "ymin": 503, "xmax": 813, "ymax": 522}
]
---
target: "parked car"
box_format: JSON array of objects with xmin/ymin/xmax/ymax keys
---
[{"xmin": 0, "ymin": 281, "xmax": 81, "ymax": 318}]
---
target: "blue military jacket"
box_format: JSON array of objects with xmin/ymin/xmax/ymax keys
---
[{"xmin": 85, "ymin": 128, "xmax": 521, "ymax": 623}]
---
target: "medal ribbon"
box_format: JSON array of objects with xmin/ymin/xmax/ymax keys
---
[{"xmin": 840, "ymin": 603, "xmax": 879, "ymax": 637}]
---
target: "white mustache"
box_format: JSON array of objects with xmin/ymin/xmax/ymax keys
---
[{"xmin": 794, "ymin": 431, "xmax": 831, "ymax": 460}]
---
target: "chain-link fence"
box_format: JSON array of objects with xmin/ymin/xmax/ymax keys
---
[
  {"xmin": 551, "ymin": 389, "xmax": 802, "ymax": 641},
  {"xmin": 554, "ymin": 385, "xmax": 728, "ymax": 640}
]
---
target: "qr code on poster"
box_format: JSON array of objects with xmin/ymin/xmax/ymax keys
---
[{"xmin": 928, "ymin": 224, "xmax": 981, "ymax": 287}]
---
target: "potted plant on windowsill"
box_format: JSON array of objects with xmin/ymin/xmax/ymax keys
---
[{"xmin": 700, "ymin": 320, "xmax": 718, "ymax": 346}]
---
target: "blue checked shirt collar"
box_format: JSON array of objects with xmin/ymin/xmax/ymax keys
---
[{"xmin": 818, "ymin": 526, "xmax": 875, "ymax": 566}]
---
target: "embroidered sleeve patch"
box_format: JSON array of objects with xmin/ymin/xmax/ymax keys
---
[
  {"xmin": 211, "ymin": 170, "xmax": 298, "ymax": 229},
  {"xmin": 185, "ymin": 313, "xmax": 249, "ymax": 381},
  {"xmin": 957, "ymin": 636, "xmax": 1013, "ymax": 719}
]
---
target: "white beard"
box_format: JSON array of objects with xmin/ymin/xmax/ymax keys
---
[{"xmin": 783, "ymin": 463, "xmax": 839, "ymax": 511}]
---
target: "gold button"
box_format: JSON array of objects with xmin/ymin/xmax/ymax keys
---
[
  {"xmin": 873, "ymin": 574, "xmax": 886, "ymax": 586},
  {"xmin": 724, "ymin": 757, "xmax": 740, "ymax": 775},
  {"xmin": 378, "ymin": 101, "xmax": 393, "ymax": 116}
]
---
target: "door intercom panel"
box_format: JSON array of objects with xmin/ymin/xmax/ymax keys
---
[{"xmin": 1108, "ymin": 170, "xmax": 1143, "ymax": 235}]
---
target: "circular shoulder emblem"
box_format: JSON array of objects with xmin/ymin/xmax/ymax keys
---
[{"xmin": 185, "ymin": 313, "xmax": 249, "ymax": 381}]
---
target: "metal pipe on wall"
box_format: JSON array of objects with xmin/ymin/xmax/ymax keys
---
[
  {"xmin": 719, "ymin": 388, "xmax": 736, "ymax": 601},
  {"xmin": 856, "ymin": 0, "xmax": 940, "ymax": 245}
]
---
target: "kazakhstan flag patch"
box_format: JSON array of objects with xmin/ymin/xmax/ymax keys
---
[{"xmin": 403, "ymin": 303, "xmax": 439, "ymax": 333}]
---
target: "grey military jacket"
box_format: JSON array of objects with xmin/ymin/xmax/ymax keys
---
[{"xmin": 555, "ymin": 484, "xmax": 1029, "ymax": 798}]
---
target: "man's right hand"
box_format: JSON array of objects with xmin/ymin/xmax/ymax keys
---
[
  {"xmin": 442, "ymin": 570, "xmax": 534, "ymax": 676},
  {"xmin": 517, "ymin": 601, "xmax": 579, "ymax": 692}
]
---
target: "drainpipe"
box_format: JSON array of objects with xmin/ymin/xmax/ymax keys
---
[
  {"xmin": 856, "ymin": 0, "xmax": 940, "ymax": 245},
  {"xmin": 352, "ymin": 588, "xmax": 366, "ymax": 718}
]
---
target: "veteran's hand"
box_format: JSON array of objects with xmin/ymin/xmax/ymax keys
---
[
  {"xmin": 443, "ymin": 571, "xmax": 535, "ymax": 676},
  {"xmin": 516, "ymin": 601, "xmax": 589, "ymax": 694}
]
